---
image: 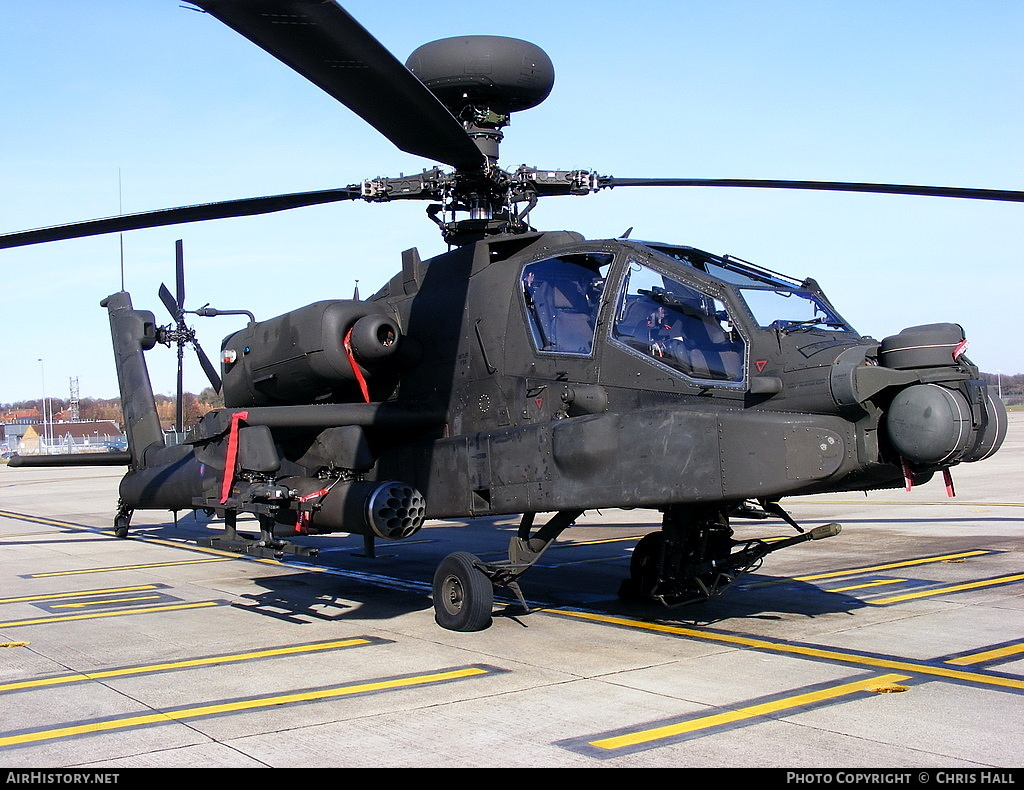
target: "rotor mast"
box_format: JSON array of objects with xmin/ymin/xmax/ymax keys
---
[
  {"xmin": 402, "ymin": 35, "xmax": 555, "ymax": 243},
  {"xmin": 464, "ymin": 111, "xmax": 505, "ymax": 221}
]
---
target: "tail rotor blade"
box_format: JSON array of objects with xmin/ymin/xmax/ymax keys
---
[
  {"xmin": 193, "ymin": 341, "xmax": 223, "ymax": 393},
  {"xmin": 158, "ymin": 239, "xmax": 223, "ymax": 397},
  {"xmin": 158, "ymin": 283, "xmax": 181, "ymax": 321},
  {"xmin": 175, "ymin": 239, "xmax": 185, "ymax": 310},
  {"xmin": 175, "ymin": 345, "xmax": 185, "ymax": 434}
]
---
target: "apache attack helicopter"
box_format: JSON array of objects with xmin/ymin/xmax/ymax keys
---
[{"xmin": 5, "ymin": 0, "xmax": 1018, "ymax": 631}]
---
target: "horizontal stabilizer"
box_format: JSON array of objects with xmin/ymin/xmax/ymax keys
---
[{"xmin": 8, "ymin": 452, "xmax": 131, "ymax": 468}]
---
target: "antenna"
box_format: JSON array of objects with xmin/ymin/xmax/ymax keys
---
[{"xmin": 118, "ymin": 169, "xmax": 125, "ymax": 290}]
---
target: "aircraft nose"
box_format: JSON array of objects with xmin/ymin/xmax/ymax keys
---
[{"xmin": 885, "ymin": 382, "xmax": 1007, "ymax": 465}]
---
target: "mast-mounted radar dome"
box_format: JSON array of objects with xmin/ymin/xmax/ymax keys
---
[{"xmin": 406, "ymin": 36, "xmax": 555, "ymax": 116}]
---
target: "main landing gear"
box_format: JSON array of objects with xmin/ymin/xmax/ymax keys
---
[
  {"xmin": 430, "ymin": 504, "xmax": 841, "ymax": 631},
  {"xmin": 432, "ymin": 509, "xmax": 582, "ymax": 632}
]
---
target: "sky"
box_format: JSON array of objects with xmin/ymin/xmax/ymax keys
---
[{"xmin": 1, "ymin": 0, "xmax": 1021, "ymax": 404}]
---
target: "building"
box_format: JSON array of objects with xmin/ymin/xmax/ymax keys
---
[{"xmin": 14, "ymin": 421, "xmax": 125, "ymax": 455}]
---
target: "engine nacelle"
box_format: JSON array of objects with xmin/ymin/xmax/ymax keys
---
[{"xmin": 220, "ymin": 301, "xmax": 401, "ymax": 407}]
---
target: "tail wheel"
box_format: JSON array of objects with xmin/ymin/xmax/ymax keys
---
[
  {"xmin": 619, "ymin": 531, "xmax": 664, "ymax": 601},
  {"xmin": 433, "ymin": 552, "xmax": 493, "ymax": 632},
  {"xmin": 113, "ymin": 503, "xmax": 133, "ymax": 539}
]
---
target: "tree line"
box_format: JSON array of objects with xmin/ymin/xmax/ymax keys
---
[
  {"xmin": 2, "ymin": 388, "xmax": 224, "ymax": 429},
  {"xmin": 978, "ymin": 372, "xmax": 1024, "ymax": 406}
]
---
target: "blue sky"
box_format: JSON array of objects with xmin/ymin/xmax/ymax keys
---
[{"xmin": 2, "ymin": 1, "xmax": 1021, "ymax": 403}]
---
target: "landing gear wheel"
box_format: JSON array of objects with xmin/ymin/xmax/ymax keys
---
[
  {"xmin": 433, "ymin": 552, "xmax": 493, "ymax": 632},
  {"xmin": 619, "ymin": 531, "xmax": 664, "ymax": 601},
  {"xmin": 113, "ymin": 503, "xmax": 133, "ymax": 539}
]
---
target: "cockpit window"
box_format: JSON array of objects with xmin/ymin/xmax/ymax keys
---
[
  {"xmin": 522, "ymin": 253, "xmax": 611, "ymax": 354},
  {"xmin": 740, "ymin": 286, "xmax": 852, "ymax": 332},
  {"xmin": 612, "ymin": 260, "xmax": 745, "ymax": 382}
]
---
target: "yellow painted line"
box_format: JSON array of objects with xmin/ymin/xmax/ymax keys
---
[
  {"xmin": 0, "ymin": 585, "xmax": 160, "ymax": 604},
  {"xmin": 552, "ymin": 610, "xmax": 1024, "ymax": 691},
  {"xmin": 579, "ymin": 632, "xmax": 1024, "ymax": 752},
  {"xmin": 51, "ymin": 595, "xmax": 164, "ymax": 609},
  {"xmin": 867, "ymin": 573, "xmax": 1024, "ymax": 605},
  {"xmin": 588, "ymin": 673, "xmax": 911, "ymax": 750},
  {"xmin": 0, "ymin": 665, "xmax": 491, "ymax": 748},
  {"xmin": 584, "ymin": 636, "xmax": 1024, "ymax": 751},
  {"xmin": 0, "ymin": 601, "xmax": 218, "ymax": 628},
  {"xmin": 0, "ymin": 638, "xmax": 376, "ymax": 693},
  {"xmin": 0, "ymin": 509, "xmax": 286, "ymax": 569},
  {"xmin": 947, "ymin": 643, "xmax": 1024, "ymax": 666},
  {"xmin": 28, "ymin": 558, "xmax": 231, "ymax": 578},
  {"xmin": 740, "ymin": 550, "xmax": 996, "ymax": 590},
  {"xmin": 793, "ymin": 551, "xmax": 993, "ymax": 582},
  {"xmin": 826, "ymin": 579, "xmax": 906, "ymax": 593},
  {"xmin": 0, "ymin": 511, "xmax": 89, "ymax": 529},
  {"xmin": 572, "ymin": 618, "xmax": 1024, "ymax": 753},
  {"xmin": 576, "ymin": 535, "xmax": 647, "ymax": 547}
]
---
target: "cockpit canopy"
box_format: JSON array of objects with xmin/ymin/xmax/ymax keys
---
[
  {"xmin": 517, "ymin": 240, "xmax": 858, "ymax": 386},
  {"xmin": 643, "ymin": 243, "xmax": 856, "ymax": 335},
  {"xmin": 612, "ymin": 258, "xmax": 744, "ymax": 382}
]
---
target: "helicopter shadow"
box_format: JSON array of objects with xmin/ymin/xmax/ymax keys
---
[
  {"xmin": 121, "ymin": 512, "xmax": 867, "ymax": 629},
  {"xmin": 228, "ymin": 570, "xmax": 433, "ymax": 626},
  {"xmin": 529, "ymin": 572, "xmax": 867, "ymax": 630}
]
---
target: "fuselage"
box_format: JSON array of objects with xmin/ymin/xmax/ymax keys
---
[{"xmin": 368, "ymin": 231, "xmax": 1006, "ymax": 518}]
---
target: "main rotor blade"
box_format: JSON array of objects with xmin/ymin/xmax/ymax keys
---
[
  {"xmin": 598, "ymin": 177, "xmax": 1024, "ymax": 203},
  {"xmin": 192, "ymin": 0, "xmax": 485, "ymax": 171},
  {"xmin": 0, "ymin": 186, "xmax": 362, "ymax": 250}
]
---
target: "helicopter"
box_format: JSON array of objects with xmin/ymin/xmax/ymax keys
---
[{"xmin": 4, "ymin": 0, "xmax": 1018, "ymax": 632}]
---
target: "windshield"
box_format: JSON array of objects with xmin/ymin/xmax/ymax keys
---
[
  {"xmin": 739, "ymin": 286, "xmax": 852, "ymax": 332},
  {"xmin": 643, "ymin": 242, "xmax": 855, "ymax": 333}
]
